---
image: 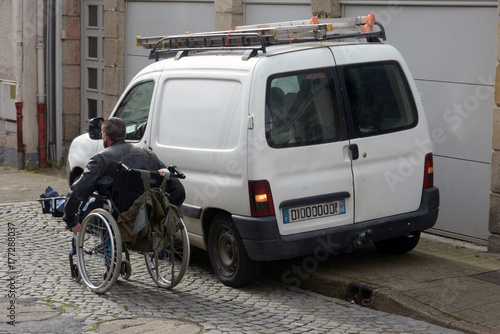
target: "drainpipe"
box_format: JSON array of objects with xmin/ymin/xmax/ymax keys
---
[
  {"xmin": 37, "ymin": 0, "xmax": 47, "ymax": 168},
  {"xmin": 15, "ymin": 0, "xmax": 24, "ymax": 170},
  {"xmin": 15, "ymin": 102, "xmax": 24, "ymax": 169}
]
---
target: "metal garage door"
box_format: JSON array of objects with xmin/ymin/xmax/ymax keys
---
[
  {"xmin": 125, "ymin": 1, "xmax": 216, "ymax": 83},
  {"xmin": 343, "ymin": 1, "xmax": 497, "ymax": 242},
  {"xmin": 243, "ymin": 0, "xmax": 312, "ymax": 24}
]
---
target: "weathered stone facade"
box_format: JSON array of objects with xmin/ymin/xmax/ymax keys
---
[
  {"xmin": 311, "ymin": 0, "xmax": 340, "ymax": 19},
  {"xmin": 61, "ymin": 0, "xmax": 81, "ymax": 159},
  {"xmin": 215, "ymin": 0, "xmax": 243, "ymax": 30},
  {"xmin": 103, "ymin": 0, "xmax": 126, "ymax": 119}
]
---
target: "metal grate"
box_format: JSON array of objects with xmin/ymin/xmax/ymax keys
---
[{"xmin": 471, "ymin": 270, "xmax": 500, "ymax": 285}]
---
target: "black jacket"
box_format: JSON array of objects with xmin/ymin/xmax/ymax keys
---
[{"xmin": 63, "ymin": 140, "xmax": 184, "ymax": 229}]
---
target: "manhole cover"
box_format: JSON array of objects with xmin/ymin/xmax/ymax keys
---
[
  {"xmin": 471, "ymin": 270, "xmax": 500, "ymax": 285},
  {"xmin": 99, "ymin": 317, "xmax": 202, "ymax": 334},
  {"xmin": 0, "ymin": 302, "xmax": 60, "ymax": 322}
]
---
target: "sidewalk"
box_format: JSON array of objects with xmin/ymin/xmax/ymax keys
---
[
  {"xmin": 265, "ymin": 234, "xmax": 500, "ymax": 334},
  {"xmin": 2, "ymin": 167, "xmax": 500, "ymax": 334},
  {"xmin": 0, "ymin": 167, "xmax": 69, "ymax": 205}
]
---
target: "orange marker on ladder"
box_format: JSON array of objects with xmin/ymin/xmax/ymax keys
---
[{"xmin": 362, "ymin": 13, "xmax": 375, "ymax": 33}]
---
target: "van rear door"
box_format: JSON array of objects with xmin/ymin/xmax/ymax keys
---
[
  {"xmin": 250, "ymin": 48, "xmax": 354, "ymax": 236},
  {"xmin": 332, "ymin": 45, "xmax": 429, "ymax": 223}
]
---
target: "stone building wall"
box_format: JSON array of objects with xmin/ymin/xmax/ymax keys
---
[
  {"xmin": 103, "ymin": 0, "xmax": 126, "ymax": 119},
  {"xmin": 61, "ymin": 0, "xmax": 81, "ymax": 159}
]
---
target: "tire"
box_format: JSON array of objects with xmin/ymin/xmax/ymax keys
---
[
  {"xmin": 208, "ymin": 213, "xmax": 262, "ymax": 288},
  {"xmin": 71, "ymin": 264, "xmax": 81, "ymax": 283},
  {"xmin": 374, "ymin": 231, "xmax": 421, "ymax": 255},
  {"xmin": 120, "ymin": 259, "xmax": 132, "ymax": 280},
  {"xmin": 145, "ymin": 217, "xmax": 190, "ymax": 289},
  {"xmin": 77, "ymin": 209, "xmax": 122, "ymax": 294}
]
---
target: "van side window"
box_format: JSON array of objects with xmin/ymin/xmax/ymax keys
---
[
  {"xmin": 343, "ymin": 61, "xmax": 417, "ymax": 137},
  {"xmin": 266, "ymin": 70, "xmax": 341, "ymax": 148},
  {"xmin": 114, "ymin": 81, "xmax": 154, "ymax": 141}
]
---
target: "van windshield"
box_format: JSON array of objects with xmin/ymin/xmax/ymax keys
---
[
  {"xmin": 343, "ymin": 61, "xmax": 418, "ymax": 137},
  {"xmin": 114, "ymin": 81, "xmax": 154, "ymax": 141},
  {"xmin": 266, "ymin": 69, "xmax": 341, "ymax": 148}
]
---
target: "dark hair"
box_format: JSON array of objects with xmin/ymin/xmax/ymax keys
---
[{"xmin": 102, "ymin": 117, "xmax": 126, "ymax": 142}]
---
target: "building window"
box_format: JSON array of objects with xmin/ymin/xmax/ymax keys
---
[{"xmin": 88, "ymin": 36, "xmax": 97, "ymax": 59}]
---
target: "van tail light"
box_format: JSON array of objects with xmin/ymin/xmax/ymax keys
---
[
  {"xmin": 249, "ymin": 180, "xmax": 275, "ymax": 217},
  {"xmin": 423, "ymin": 153, "xmax": 434, "ymax": 189}
]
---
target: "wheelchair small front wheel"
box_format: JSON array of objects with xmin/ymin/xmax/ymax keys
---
[
  {"xmin": 144, "ymin": 218, "xmax": 190, "ymax": 289},
  {"xmin": 77, "ymin": 209, "xmax": 122, "ymax": 294},
  {"xmin": 120, "ymin": 259, "xmax": 132, "ymax": 280},
  {"xmin": 71, "ymin": 264, "xmax": 81, "ymax": 282}
]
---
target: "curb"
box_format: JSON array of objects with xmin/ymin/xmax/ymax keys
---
[{"xmin": 295, "ymin": 272, "xmax": 495, "ymax": 334}]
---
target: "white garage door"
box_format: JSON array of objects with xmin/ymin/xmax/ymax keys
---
[
  {"xmin": 125, "ymin": 1, "xmax": 216, "ymax": 83},
  {"xmin": 343, "ymin": 1, "xmax": 497, "ymax": 242},
  {"xmin": 244, "ymin": 0, "xmax": 312, "ymax": 24}
]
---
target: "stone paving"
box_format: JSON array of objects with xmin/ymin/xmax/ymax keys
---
[{"xmin": 0, "ymin": 202, "xmax": 463, "ymax": 334}]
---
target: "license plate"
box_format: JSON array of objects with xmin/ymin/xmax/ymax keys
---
[{"xmin": 282, "ymin": 199, "xmax": 346, "ymax": 224}]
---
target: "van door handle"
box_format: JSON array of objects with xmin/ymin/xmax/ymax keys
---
[{"xmin": 349, "ymin": 144, "xmax": 359, "ymax": 160}]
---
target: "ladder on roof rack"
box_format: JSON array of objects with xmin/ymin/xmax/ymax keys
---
[{"xmin": 136, "ymin": 14, "xmax": 386, "ymax": 61}]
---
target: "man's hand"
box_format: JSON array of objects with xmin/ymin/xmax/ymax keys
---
[{"xmin": 72, "ymin": 223, "xmax": 83, "ymax": 233}]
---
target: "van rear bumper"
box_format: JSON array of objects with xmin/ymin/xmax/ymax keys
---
[{"xmin": 233, "ymin": 187, "xmax": 439, "ymax": 261}]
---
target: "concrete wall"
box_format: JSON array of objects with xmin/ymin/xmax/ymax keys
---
[
  {"xmin": 0, "ymin": 0, "xmax": 17, "ymax": 166},
  {"xmin": 0, "ymin": 0, "xmax": 39, "ymax": 168},
  {"xmin": 2, "ymin": 1, "xmax": 40, "ymax": 168},
  {"xmin": 19, "ymin": 2, "xmax": 39, "ymax": 167},
  {"xmin": 0, "ymin": 1, "xmax": 15, "ymax": 81},
  {"xmin": 488, "ymin": 2, "xmax": 500, "ymax": 252}
]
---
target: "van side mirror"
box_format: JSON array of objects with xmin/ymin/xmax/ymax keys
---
[{"xmin": 89, "ymin": 117, "xmax": 104, "ymax": 140}]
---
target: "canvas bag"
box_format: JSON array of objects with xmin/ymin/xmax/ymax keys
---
[{"xmin": 114, "ymin": 168, "xmax": 181, "ymax": 253}]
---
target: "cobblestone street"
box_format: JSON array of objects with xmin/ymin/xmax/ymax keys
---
[{"xmin": 0, "ymin": 202, "xmax": 461, "ymax": 333}]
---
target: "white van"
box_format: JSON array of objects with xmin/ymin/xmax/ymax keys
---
[{"xmin": 67, "ymin": 16, "xmax": 439, "ymax": 287}]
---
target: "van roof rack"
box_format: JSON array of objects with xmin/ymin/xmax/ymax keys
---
[{"xmin": 136, "ymin": 14, "xmax": 386, "ymax": 61}]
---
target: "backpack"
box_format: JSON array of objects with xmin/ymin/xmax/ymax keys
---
[{"xmin": 113, "ymin": 165, "xmax": 182, "ymax": 253}]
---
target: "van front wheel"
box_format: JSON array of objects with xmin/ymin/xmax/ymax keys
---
[{"xmin": 208, "ymin": 213, "xmax": 262, "ymax": 287}]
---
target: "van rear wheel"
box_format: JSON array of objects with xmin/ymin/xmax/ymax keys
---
[
  {"xmin": 208, "ymin": 213, "xmax": 261, "ymax": 288},
  {"xmin": 374, "ymin": 231, "xmax": 421, "ymax": 255}
]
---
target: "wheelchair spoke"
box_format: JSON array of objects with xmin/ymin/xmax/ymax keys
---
[
  {"xmin": 76, "ymin": 209, "xmax": 122, "ymax": 294},
  {"xmin": 144, "ymin": 218, "xmax": 190, "ymax": 289}
]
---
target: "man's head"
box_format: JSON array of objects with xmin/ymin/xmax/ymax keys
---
[{"xmin": 101, "ymin": 117, "xmax": 126, "ymax": 148}]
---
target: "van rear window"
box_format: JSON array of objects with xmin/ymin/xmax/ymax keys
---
[
  {"xmin": 266, "ymin": 69, "xmax": 342, "ymax": 148},
  {"xmin": 343, "ymin": 61, "xmax": 418, "ymax": 137}
]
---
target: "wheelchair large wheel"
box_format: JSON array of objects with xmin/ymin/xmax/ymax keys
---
[
  {"xmin": 144, "ymin": 218, "xmax": 190, "ymax": 289},
  {"xmin": 77, "ymin": 209, "xmax": 122, "ymax": 294}
]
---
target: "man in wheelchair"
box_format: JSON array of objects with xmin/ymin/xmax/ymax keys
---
[{"xmin": 63, "ymin": 117, "xmax": 185, "ymax": 232}]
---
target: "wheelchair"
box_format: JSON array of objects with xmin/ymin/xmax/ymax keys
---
[{"xmin": 68, "ymin": 163, "xmax": 190, "ymax": 294}]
